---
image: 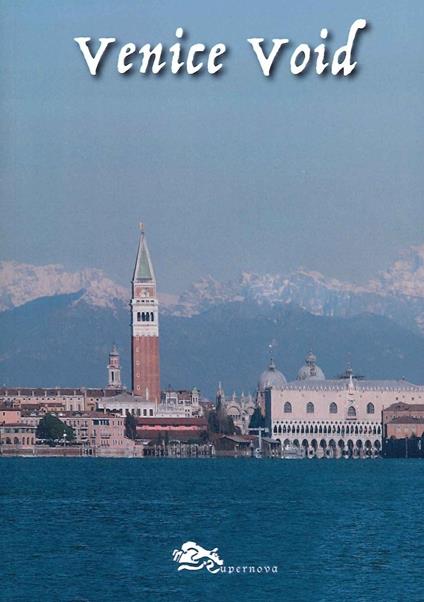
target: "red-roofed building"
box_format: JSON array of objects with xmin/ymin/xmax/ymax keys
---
[
  {"xmin": 135, "ymin": 416, "xmax": 207, "ymax": 442},
  {"xmin": 383, "ymin": 402, "xmax": 424, "ymax": 439}
]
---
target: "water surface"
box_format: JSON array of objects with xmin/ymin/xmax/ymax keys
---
[{"xmin": 1, "ymin": 458, "xmax": 423, "ymax": 601}]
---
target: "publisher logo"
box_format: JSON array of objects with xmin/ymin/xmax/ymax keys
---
[
  {"xmin": 172, "ymin": 541, "xmax": 278, "ymax": 575},
  {"xmin": 172, "ymin": 541, "xmax": 224, "ymax": 574}
]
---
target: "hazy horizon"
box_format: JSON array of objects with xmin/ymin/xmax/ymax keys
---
[
  {"xmin": 1, "ymin": 0, "xmax": 423, "ymax": 293},
  {"xmin": 1, "ymin": 238, "xmax": 423, "ymax": 297}
]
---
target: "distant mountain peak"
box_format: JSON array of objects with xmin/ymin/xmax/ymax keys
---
[
  {"xmin": 369, "ymin": 244, "xmax": 424, "ymax": 298},
  {"xmin": 1, "ymin": 243, "xmax": 424, "ymax": 333},
  {"xmin": 166, "ymin": 244, "xmax": 424, "ymax": 333},
  {"xmin": 0, "ymin": 260, "xmax": 128, "ymax": 312}
]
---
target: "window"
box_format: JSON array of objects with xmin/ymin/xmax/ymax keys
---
[
  {"xmin": 329, "ymin": 402, "xmax": 338, "ymax": 414},
  {"xmin": 366, "ymin": 402, "xmax": 375, "ymax": 414},
  {"xmin": 347, "ymin": 406, "xmax": 356, "ymax": 417},
  {"xmin": 306, "ymin": 402, "xmax": 314, "ymax": 414},
  {"xmin": 284, "ymin": 402, "xmax": 292, "ymax": 413}
]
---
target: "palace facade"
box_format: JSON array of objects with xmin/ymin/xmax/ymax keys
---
[{"xmin": 264, "ymin": 353, "xmax": 424, "ymax": 458}]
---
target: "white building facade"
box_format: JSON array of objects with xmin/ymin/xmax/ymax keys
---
[
  {"xmin": 97, "ymin": 389, "xmax": 202, "ymax": 418},
  {"xmin": 219, "ymin": 389, "xmax": 256, "ymax": 435},
  {"xmin": 264, "ymin": 355, "xmax": 424, "ymax": 458}
]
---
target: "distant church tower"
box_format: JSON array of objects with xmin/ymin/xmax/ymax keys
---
[
  {"xmin": 107, "ymin": 344, "xmax": 122, "ymax": 389},
  {"xmin": 131, "ymin": 224, "xmax": 160, "ymax": 401}
]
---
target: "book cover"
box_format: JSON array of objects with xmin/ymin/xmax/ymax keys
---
[{"xmin": 1, "ymin": 1, "xmax": 423, "ymax": 600}]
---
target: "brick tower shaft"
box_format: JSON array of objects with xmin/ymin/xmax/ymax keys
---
[{"xmin": 131, "ymin": 224, "xmax": 160, "ymax": 401}]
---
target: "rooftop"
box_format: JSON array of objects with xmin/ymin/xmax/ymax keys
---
[
  {"xmin": 388, "ymin": 416, "xmax": 424, "ymax": 424},
  {"xmin": 136, "ymin": 417, "xmax": 207, "ymax": 426},
  {"xmin": 0, "ymin": 388, "xmax": 123, "ymax": 398},
  {"xmin": 384, "ymin": 402, "xmax": 424, "ymax": 412},
  {"xmin": 282, "ymin": 379, "xmax": 424, "ymax": 392}
]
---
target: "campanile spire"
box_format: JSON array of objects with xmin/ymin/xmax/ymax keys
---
[
  {"xmin": 133, "ymin": 223, "xmax": 156, "ymax": 285},
  {"xmin": 130, "ymin": 224, "xmax": 160, "ymax": 401}
]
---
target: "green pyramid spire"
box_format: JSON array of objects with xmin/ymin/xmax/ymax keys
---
[{"xmin": 133, "ymin": 223, "xmax": 156, "ymax": 283}]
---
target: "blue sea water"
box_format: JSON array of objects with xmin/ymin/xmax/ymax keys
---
[{"xmin": 1, "ymin": 458, "xmax": 424, "ymax": 602}]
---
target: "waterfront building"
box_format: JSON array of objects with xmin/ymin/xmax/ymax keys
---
[
  {"xmin": 0, "ymin": 404, "xmax": 36, "ymax": 455},
  {"xmin": 61, "ymin": 412, "xmax": 134, "ymax": 456},
  {"xmin": 0, "ymin": 387, "xmax": 122, "ymax": 412},
  {"xmin": 107, "ymin": 344, "xmax": 122, "ymax": 389},
  {"xmin": 265, "ymin": 355, "xmax": 424, "ymax": 458},
  {"xmin": 131, "ymin": 224, "xmax": 160, "ymax": 401},
  {"xmin": 214, "ymin": 434, "xmax": 255, "ymax": 457},
  {"xmin": 135, "ymin": 416, "xmax": 208, "ymax": 443},
  {"xmin": 0, "ymin": 423, "xmax": 36, "ymax": 454},
  {"xmin": 383, "ymin": 402, "xmax": 424, "ymax": 439},
  {"xmin": 22, "ymin": 410, "xmax": 135, "ymax": 456},
  {"xmin": 0, "ymin": 387, "xmax": 202, "ymax": 422}
]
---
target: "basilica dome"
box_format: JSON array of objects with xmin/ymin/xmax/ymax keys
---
[
  {"xmin": 297, "ymin": 351, "xmax": 325, "ymax": 381},
  {"xmin": 258, "ymin": 358, "xmax": 287, "ymax": 391}
]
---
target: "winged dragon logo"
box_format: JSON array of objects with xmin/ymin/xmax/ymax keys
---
[{"xmin": 172, "ymin": 541, "xmax": 224, "ymax": 574}]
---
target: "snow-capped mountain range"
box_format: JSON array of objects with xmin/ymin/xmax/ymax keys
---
[
  {"xmin": 1, "ymin": 244, "xmax": 424, "ymax": 333},
  {"xmin": 0, "ymin": 261, "xmax": 128, "ymax": 312},
  {"xmin": 170, "ymin": 245, "xmax": 424, "ymax": 333}
]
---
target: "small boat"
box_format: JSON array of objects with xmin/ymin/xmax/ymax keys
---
[{"xmin": 281, "ymin": 443, "xmax": 302, "ymax": 459}]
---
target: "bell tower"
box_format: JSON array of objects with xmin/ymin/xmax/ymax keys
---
[
  {"xmin": 131, "ymin": 223, "xmax": 160, "ymax": 401},
  {"xmin": 107, "ymin": 344, "xmax": 122, "ymax": 389}
]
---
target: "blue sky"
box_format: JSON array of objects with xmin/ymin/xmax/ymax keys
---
[{"xmin": 1, "ymin": 0, "xmax": 423, "ymax": 292}]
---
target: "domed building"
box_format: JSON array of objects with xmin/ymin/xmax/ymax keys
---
[
  {"xmin": 218, "ymin": 359, "xmax": 287, "ymax": 434},
  {"xmin": 258, "ymin": 358, "xmax": 287, "ymax": 391},
  {"xmin": 266, "ymin": 357, "xmax": 424, "ymax": 459},
  {"xmin": 297, "ymin": 351, "xmax": 325, "ymax": 382},
  {"xmin": 256, "ymin": 358, "xmax": 287, "ymax": 416},
  {"xmin": 216, "ymin": 384, "xmax": 256, "ymax": 435}
]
